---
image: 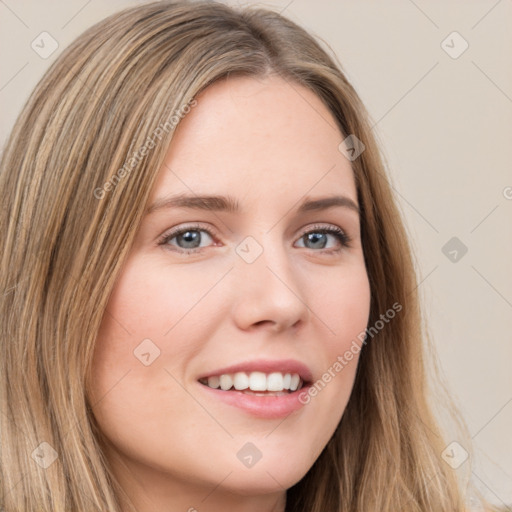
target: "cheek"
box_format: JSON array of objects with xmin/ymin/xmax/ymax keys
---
[
  {"xmin": 88, "ymin": 254, "xmax": 224, "ymax": 434},
  {"xmin": 88, "ymin": 257, "xmax": 172, "ymax": 413},
  {"xmin": 99, "ymin": 258, "xmax": 188, "ymax": 336},
  {"xmin": 91, "ymin": 253, "xmax": 216, "ymax": 367},
  {"xmin": 299, "ymin": 264, "xmax": 370, "ymax": 436},
  {"xmin": 316, "ymin": 263, "xmax": 371, "ymax": 356}
]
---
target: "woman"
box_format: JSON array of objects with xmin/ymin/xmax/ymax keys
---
[{"xmin": 0, "ymin": 1, "xmax": 486, "ymax": 511}]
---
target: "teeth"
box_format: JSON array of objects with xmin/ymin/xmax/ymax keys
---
[
  {"xmin": 202, "ymin": 371, "xmax": 303, "ymax": 393},
  {"xmin": 249, "ymin": 371, "xmax": 267, "ymax": 391},
  {"xmin": 233, "ymin": 372, "xmax": 249, "ymax": 390},
  {"xmin": 290, "ymin": 374, "xmax": 300, "ymax": 391},
  {"xmin": 219, "ymin": 374, "xmax": 233, "ymax": 391},
  {"xmin": 207, "ymin": 376, "xmax": 220, "ymax": 388},
  {"xmin": 267, "ymin": 372, "xmax": 284, "ymax": 391}
]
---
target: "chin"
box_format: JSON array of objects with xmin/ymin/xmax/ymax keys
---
[
  {"xmin": 220, "ymin": 464, "xmax": 310, "ymax": 496},
  {"xmin": 214, "ymin": 446, "xmax": 316, "ymax": 494}
]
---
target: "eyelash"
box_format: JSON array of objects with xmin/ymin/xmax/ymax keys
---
[{"xmin": 157, "ymin": 223, "xmax": 352, "ymax": 256}]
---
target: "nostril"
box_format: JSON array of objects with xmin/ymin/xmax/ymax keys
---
[{"xmin": 253, "ymin": 320, "xmax": 274, "ymax": 327}]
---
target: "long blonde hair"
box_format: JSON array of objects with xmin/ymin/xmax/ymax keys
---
[{"xmin": 0, "ymin": 1, "xmax": 471, "ymax": 510}]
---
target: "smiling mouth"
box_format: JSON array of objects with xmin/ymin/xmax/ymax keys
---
[{"xmin": 198, "ymin": 371, "xmax": 305, "ymax": 395}]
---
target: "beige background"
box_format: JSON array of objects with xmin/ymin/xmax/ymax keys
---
[{"xmin": 1, "ymin": 0, "xmax": 511, "ymax": 507}]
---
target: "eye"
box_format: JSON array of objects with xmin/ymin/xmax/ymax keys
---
[
  {"xmin": 157, "ymin": 223, "xmax": 351, "ymax": 255},
  {"xmin": 295, "ymin": 224, "xmax": 351, "ymax": 253},
  {"xmin": 158, "ymin": 223, "xmax": 216, "ymax": 254}
]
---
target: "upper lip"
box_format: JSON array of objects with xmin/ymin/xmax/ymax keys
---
[{"xmin": 197, "ymin": 359, "xmax": 313, "ymax": 383}]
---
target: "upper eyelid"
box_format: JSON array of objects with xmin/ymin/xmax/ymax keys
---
[{"xmin": 160, "ymin": 223, "xmax": 216, "ymax": 239}]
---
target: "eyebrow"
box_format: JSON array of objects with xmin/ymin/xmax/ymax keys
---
[{"xmin": 146, "ymin": 193, "xmax": 360, "ymax": 216}]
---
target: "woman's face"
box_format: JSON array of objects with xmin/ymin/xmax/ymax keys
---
[{"xmin": 90, "ymin": 75, "xmax": 371, "ymax": 509}]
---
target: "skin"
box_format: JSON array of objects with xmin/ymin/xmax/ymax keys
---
[{"xmin": 89, "ymin": 74, "xmax": 371, "ymax": 512}]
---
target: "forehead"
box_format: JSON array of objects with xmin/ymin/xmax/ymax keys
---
[{"xmin": 150, "ymin": 75, "xmax": 357, "ymax": 208}]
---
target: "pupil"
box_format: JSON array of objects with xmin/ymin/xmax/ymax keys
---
[
  {"xmin": 179, "ymin": 231, "xmax": 200, "ymax": 248},
  {"xmin": 307, "ymin": 232, "xmax": 326, "ymax": 249}
]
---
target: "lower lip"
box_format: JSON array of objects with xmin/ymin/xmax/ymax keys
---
[{"xmin": 198, "ymin": 383, "xmax": 311, "ymax": 419}]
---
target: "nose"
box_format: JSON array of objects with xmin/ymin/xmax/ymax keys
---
[{"xmin": 230, "ymin": 236, "xmax": 311, "ymax": 334}]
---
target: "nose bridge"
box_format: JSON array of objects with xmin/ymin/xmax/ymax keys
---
[
  {"xmin": 231, "ymin": 231, "xmax": 310, "ymax": 331},
  {"xmin": 235, "ymin": 231, "xmax": 291, "ymax": 287}
]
